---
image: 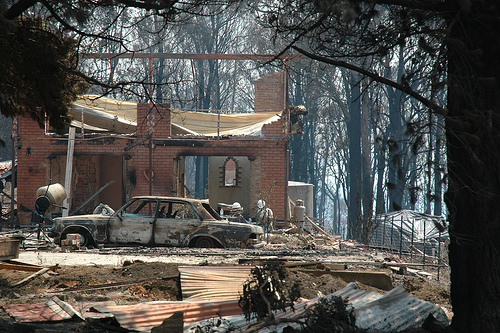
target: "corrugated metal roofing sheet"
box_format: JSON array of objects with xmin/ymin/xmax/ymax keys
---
[
  {"xmin": 2, "ymin": 298, "xmax": 115, "ymax": 323},
  {"xmin": 352, "ymin": 283, "xmax": 449, "ymax": 331},
  {"xmin": 93, "ymin": 299, "xmax": 243, "ymax": 332},
  {"xmin": 179, "ymin": 266, "xmax": 252, "ymax": 301},
  {"xmin": 3, "ymin": 302, "xmax": 68, "ymax": 323},
  {"xmin": 184, "ymin": 282, "xmax": 450, "ymax": 333},
  {"xmin": 2, "ymin": 283, "xmax": 449, "ymax": 332}
]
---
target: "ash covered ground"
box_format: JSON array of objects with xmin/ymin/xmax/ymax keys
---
[{"xmin": 0, "ymin": 235, "xmax": 451, "ymax": 332}]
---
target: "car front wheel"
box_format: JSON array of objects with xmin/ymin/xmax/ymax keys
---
[{"xmin": 195, "ymin": 236, "xmax": 215, "ymax": 248}]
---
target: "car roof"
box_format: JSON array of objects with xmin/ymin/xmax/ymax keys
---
[{"xmin": 132, "ymin": 196, "xmax": 205, "ymax": 204}]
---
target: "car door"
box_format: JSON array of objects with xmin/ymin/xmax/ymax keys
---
[
  {"xmin": 154, "ymin": 200, "xmax": 201, "ymax": 246},
  {"xmin": 108, "ymin": 198, "xmax": 157, "ymax": 244}
]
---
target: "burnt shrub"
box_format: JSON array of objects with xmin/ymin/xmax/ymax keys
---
[
  {"xmin": 302, "ymin": 296, "xmax": 363, "ymax": 333},
  {"xmin": 238, "ymin": 262, "xmax": 301, "ymax": 321}
]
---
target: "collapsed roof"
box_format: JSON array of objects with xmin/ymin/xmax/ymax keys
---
[{"xmin": 69, "ymin": 95, "xmax": 281, "ymax": 137}]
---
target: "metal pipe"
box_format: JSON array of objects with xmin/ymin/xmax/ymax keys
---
[
  {"xmin": 149, "ymin": 137, "xmax": 153, "ymax": 196},
  {"xmin": 149, "ymin": 57, "xmax": 153, "ymax": 101}
]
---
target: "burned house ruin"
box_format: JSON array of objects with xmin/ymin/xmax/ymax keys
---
[{"xmin": 15, "ymin": 72, "xmax": 307, "ymax": 225}]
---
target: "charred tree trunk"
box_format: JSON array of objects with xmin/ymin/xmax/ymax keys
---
[
  {"xmin": 386, "ymin": 52, "xmax": 406, "ymax": 211},
  {"xmin": 445, "ymin": 1, "xmax": 500, "ymax": 331},
  {"xmin": 433, "ymin": 114, "xmax": 445, "ymax": 217},
  {"xmin": 347, "ymin": 76, "xmax": 362, "ymax": 240}
]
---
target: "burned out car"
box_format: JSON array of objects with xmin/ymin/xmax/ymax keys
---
[{"xmin": 51, "ymin": 196, "xmax": 264, "ymax": 249}]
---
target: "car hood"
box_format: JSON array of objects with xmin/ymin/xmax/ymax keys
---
[
  {"xmin": 226, "ymin": 220, "xmax": 264, "ymax": 233},
  {"xmin": 53, "ymin": 214, "xmax": 111, "ymax": 223}
]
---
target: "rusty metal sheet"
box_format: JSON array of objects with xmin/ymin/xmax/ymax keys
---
[
  {"xmin": 179, "ymin": 266, "xmax": 252, "ymax": 301},
  {"xmin": 2, "ymin": 303, "xmax": 67, "ymax": 323},
  {"xmin": 2, "ymin": 299, "xmax": 116, "ymax": 323},
  {"xmin": 93, "ymin": 299, "xmax": 243, "ymax": 332}
]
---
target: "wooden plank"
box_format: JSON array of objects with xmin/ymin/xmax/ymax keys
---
[
  {"xmin": 323, "ymin": 263, "xmax": 348, "ymax": 271},
  {"xmin": 282, "ymin": 261, "xmax": 323, "ymax": 268},
  {"xmin": 0, "ymin": 261, "xmax": 43, "ymax": 272},
  {"xmin": 11, "ymin": 268, "xmax": 49, "ymax": 288},
  {"xmin": 324, "ymin": 260, "xmax": 447, "ymax": 268},
  {"xmin": 238, "ymin": 257, "xmax": 285, "ymax": 265},
  {"xmin": 299, "ymin": 269, "xmax": 393, "ymax": 291},
  {"xmin": 47, "ymin": 278, "xmax": 167, "ymax": 293},
  {"xmin": 304, "ymin": 215, "xmax": 331, "ymax": 238}
]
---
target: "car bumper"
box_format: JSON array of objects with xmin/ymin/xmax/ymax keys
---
[{"xmin": 248, "ymin": 241, "xmax": 266, "ymax": 249}]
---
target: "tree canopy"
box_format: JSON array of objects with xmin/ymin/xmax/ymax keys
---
[
  {"xmin": 0, "ymin": 0, "xmax": 233, "ymax": 130},
  {"xmin": 0, "ymin": 10, "xmax": 83, "ymax": 131}
]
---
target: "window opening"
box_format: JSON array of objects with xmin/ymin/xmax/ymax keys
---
[{"xmin": 224, "ymin": 157, "xmax": 238, "ymax": 187}]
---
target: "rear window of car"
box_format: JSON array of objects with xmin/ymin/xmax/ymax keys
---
[{"xmin": 171, "ymin": 202, "xmax": 197, "ymax": 219}]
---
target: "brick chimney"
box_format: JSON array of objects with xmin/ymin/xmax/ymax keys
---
[{"xmin": 254, "ymin": 72, "xmax": 286, "ymax": 113}]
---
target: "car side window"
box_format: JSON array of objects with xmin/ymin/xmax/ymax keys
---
[
  {"xmin": 124, "ymin": 200, "xmax": 156, "ymax": 217},
  {"xmin": 171, "ymin": 202, "xmax": 197, "ymax": 220}
]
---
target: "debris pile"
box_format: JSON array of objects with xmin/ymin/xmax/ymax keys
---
[{"xmin": 0, "ymin": 243, "xmax": 451, "ymax": 332}]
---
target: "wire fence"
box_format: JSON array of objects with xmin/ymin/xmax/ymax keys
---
[{"xmin": 368, "ymin": 211, "xmax": 449, "ymax": 270}]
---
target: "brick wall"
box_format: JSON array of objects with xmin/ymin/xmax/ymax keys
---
[
  {"xmin": 137, "ymin": 103, "xmax": 171, "ymax": 138},
  {"xmin": 16, "ymin": 117, "xmax": 52, "ymax": 216},
  {"xmin": 255, "ymin": 72, "xmax": 286, "ymax": 113}
]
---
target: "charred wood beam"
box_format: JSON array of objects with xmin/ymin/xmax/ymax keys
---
[
  {"xmin": 123, "ymin": 134, "xmax": 152, "ymax": 151},
  {"xmin": 154, "ymin": 140, "xmax": 205, "ymax": 147}
]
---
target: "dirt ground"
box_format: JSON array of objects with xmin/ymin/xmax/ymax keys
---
[{"xmin": 0, "ymin": 235, "xmax": 452, "ymax": 332}]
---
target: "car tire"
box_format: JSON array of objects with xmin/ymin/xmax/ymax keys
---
[{"xmin": 195, "ymin": 236, "xmax": 215, "ymax": 248}]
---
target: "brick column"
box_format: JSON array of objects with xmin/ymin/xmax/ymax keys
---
[{"xmin": 255, "ymin": 72, "xmax": 286, "ymax": 112}]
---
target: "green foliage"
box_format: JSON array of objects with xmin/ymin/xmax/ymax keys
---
[
  {"xmin": 0, "ymin": 14, "xmax": 87, "ymax": 132},
  {"xmin": 239, "ymin": 262, "xmax": 301, "ymax": 321}
]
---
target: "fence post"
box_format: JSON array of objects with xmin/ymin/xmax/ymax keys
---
[
  {"xmin": 411, "ymin": 218, "xmax": 414, "ymax": 260},
  {"xmin": 382, "ymin": 217, "xmax": 386, "ymax": 248},
  {"xmin": 437, "ymin": 230, "xmax": 441, "ymax": 281},
  {"xmin": 390, "ymin": 217, "xmax": 394, "ymax": 254},
  {"xmin": 400, "ymin": 215, "xmax": 403, "ymax": 257},
  {"xmin": 423, "ymin": 220, "xmax": 426, "ymax": 267}
]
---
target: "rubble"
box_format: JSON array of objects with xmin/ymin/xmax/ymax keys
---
[{"xmin": 0, "ymin": 229, "xmax": 451, "ymax": 332}]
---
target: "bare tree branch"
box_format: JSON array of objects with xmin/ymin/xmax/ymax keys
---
[{"xmin": 5, "ymin": 0, "xmax": 38, "ymax": 20}]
